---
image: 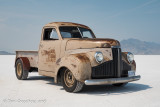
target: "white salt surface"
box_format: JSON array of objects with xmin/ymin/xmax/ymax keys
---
[{"xmin": 0, "ymin": 55, "xmax": 159, "ymax": 107}]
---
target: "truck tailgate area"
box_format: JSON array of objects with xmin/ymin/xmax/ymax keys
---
[{"xmin": 16, "ymin": 51, "xmax": 38, "ymax": 68}]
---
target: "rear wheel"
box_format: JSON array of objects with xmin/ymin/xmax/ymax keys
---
[
  {"xmin": 15, "ymin": 59, "xmax": 28, "ymax": 80},
  {"xmin": 112, "ymin": 83, "xmax": 128, "ymax": 87},
  {"xmin": 61, "ymin": 68, "xmax": 84, "ymax": 92}
]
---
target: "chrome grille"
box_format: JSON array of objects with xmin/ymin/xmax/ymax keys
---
[{"xmin": 91, "ymin": 48, "xmax": 130, "ymax": 79}]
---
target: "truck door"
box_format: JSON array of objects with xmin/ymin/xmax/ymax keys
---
[{"xmin": 38, "ymin": 27, "xmax": 61, "ymax": 77}]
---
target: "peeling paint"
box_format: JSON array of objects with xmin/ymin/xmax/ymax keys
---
[
  {"xmin": 110, "ymin": 52, "xmax": 111, "ymax": 56},
  {"xmin": 41, "ymin": 49, "xmax": 56, "ymax": 62},
  {"xmin": 56, "ymin": 58, "xmax": 61, "ymax": 65},
  {"xmin": 71, "ymin": 64, "xmax": 76, "ymax": 68},
  {"xmin": 66, "ymin": 38, "xmax": 119, "ymax": 51},
  {"xmin": 73, "ymin": 53, "xmax": 90, "ymax": 62},
  {"xmin": 104, "ymin": 57, "xmax": 110, "ymax": 61}
]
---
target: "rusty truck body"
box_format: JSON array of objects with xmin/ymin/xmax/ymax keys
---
[{"xmin": 15, "ymin": 22, "xmax": 140, "ymax": 92}]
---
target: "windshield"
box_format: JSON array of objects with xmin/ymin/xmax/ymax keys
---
[{"xmin": 59, "ymin": 26, "xmax": 95, "ymax": 38}]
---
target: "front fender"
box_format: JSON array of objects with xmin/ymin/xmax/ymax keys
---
[{"xmin": 55, "ymin": 53, "xmax": 92, "ymax": 82}]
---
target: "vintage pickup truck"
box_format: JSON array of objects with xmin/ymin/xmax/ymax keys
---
[{"xmin": 15, "ymin": 22, "xmax": 140, "ymax": 92}]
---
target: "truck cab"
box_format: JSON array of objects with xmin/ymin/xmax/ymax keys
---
[{"xmin": 15, "ymin": 22, "xmax": 140, "ymax": 92}]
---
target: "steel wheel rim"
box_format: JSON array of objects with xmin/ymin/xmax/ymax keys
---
[
  {"xmin": 64, "ymin": 69, "xmax": 75, "ymax": 87},
  {"xmin": 17, "ymin": 63, "xmax": 22, "ymax": 76}
]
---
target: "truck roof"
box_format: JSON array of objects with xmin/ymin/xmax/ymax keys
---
[{"xmin": 45, "ymin": 22, "xmax": 90, "ymax": 29}]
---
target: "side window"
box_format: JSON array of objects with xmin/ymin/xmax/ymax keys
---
[{"xmin": 43, "ymin": 28, "xmax": 59, "ymax": 40}]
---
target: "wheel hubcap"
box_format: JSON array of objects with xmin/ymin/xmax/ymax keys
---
[
  {"xmin": 17, "ymin": 63, "xmax": 22, "ymax": 76},
  {"xmin": 64, "ymin": 69, "xmax": 75, "ymax": 87}
]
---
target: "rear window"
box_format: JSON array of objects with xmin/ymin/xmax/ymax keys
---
[{"xmin": 43, "ymin": 28, "xmax": 59, "ymax": 40}]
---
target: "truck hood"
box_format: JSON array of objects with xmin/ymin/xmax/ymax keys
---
[{"xmin": 65, "ymin": 38, "xmax": 120, "ymax": 50}]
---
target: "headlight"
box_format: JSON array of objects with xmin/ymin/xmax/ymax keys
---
[
  {"xmin": 95, "ymin": 52, "xmax": 103, "ymax": 63},
  {"xmin": 127, "ymin": 52, "xmax": 134, "ymax": 64}
]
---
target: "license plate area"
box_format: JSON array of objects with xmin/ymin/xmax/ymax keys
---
[{"xmin": 128, "ymin": 71, "xmax": 135, "ymax": 77}]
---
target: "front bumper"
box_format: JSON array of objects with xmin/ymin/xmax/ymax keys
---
[{"xmin": 85, "ymin": 75, "xmax": 141, "ymax": 85}]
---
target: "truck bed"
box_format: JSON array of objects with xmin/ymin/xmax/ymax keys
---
[{"xmin": 16, "ymin": 51, "xmax": 38, "ymax": 68}]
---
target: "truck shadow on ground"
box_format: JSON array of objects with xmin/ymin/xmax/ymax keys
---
[
  {"xmin": 27, "ymin": 75, "xmax": 62, "ymax": 86},
  {"xmin": 80, "ymin": 83, "xmax": 151, "ymax": 95},
  {"xmin": 27, "ymin": 76, "xmax": 151, "ymax": 95}
]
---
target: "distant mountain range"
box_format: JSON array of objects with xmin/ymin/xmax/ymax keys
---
[
  {"xmin": 120, "ymin": 38, "xmax": 160, "ymax": 55},
  {"xmin": 0, "ymin": 51, "xmax": 15, "ymax": 55},
  {"xmin": 0, "ymin": 38, "xmax": 160, "ymax": 55}
]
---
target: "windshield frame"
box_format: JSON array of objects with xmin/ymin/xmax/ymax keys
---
[{"xmin": 59, "ymin": 26, "xmax": 96, "ymax": 39}]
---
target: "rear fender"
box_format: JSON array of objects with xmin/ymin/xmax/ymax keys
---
[{"xmin": 15, "ymin": 57, "xmax": 30, "ymax": 71}]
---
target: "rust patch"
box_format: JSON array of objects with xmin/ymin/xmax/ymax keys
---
[
  {"xmin": 132, "ymin": 60, "xmax": 136, "ymax": 71},
  {"xmin": 39, "ymin": 44, "xmax": 44, "ymax": 48},
  {"xmin": 104, "ymin": 57, "xmax": 110, "ymax": 61},
  {"xmin": 71, "ymin": 64, "xmax": 76, "ymax": 68},
  {"xmin": 132, "ymin": 60, "xmax": 136, "ymax": 67},
  {"xmin": 74, "ymin": 53, "xmax": 90, "ymax": 62},
  {"xmin": 122, "ymin": 52, "xmax": 129, "ymax": 63},
  {"xmin": 123, "ymin": 52, "xmax": 128, "ymax": 54},
  {"xmin": 41, "ymin": 49, "xmax": 56, "ymax": 62},
  {"xmin": 106, "ymin": 50, "xmax": 109, "ymax": 52},
  {"xmin": 31, "ymin": 57, "xmax": 33, "ymax": 60},
  {"xmin": 110, "ymin": 52, "xmax": 111, "ymax": 56},
  {"xmin": 50, "ymin": 22, "xmax": 89, "ymax": 29},
  {"xmin": 109, "ymin": 40, "xmax": 114, "ymax": 44},
  {"xmin": 56, "ymin": 58, "xmax": 61, "ymax": 65},
  {"xmin": 101, "ymin": 43, "xmax": 110, "ymax": 48},
  {"xmin": 48, "ymin": 65, "xmax": 52, "ymax": 67},
  {"xmin": 68, "ymin": 38, "xmax": 119, "ymax": 47}
]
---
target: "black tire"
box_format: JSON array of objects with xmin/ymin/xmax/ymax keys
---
[
  {"xmin": 61, "ymin": 68, "xmax": 84, "ymax": 93},
  {"xmin": 15, "ymin": 59, "xmax": 28, "ymax": 80},
  {"xmin": 112, "ymin": 83, "xmax": 128, "ymax": 87}
]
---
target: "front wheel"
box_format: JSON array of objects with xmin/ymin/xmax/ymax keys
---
[{"xmin": 61, "ymin": 68, "xmax": 84, "ymax": 92}]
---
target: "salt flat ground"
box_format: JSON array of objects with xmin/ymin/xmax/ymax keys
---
[{"xmin": 0, "ymin": 55, "xmax": 159, "ymax": 107}]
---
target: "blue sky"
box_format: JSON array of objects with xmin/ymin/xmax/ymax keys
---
[{"xmin": 0, "ymin": 0, "xmax": 160, "ymax": 52}]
